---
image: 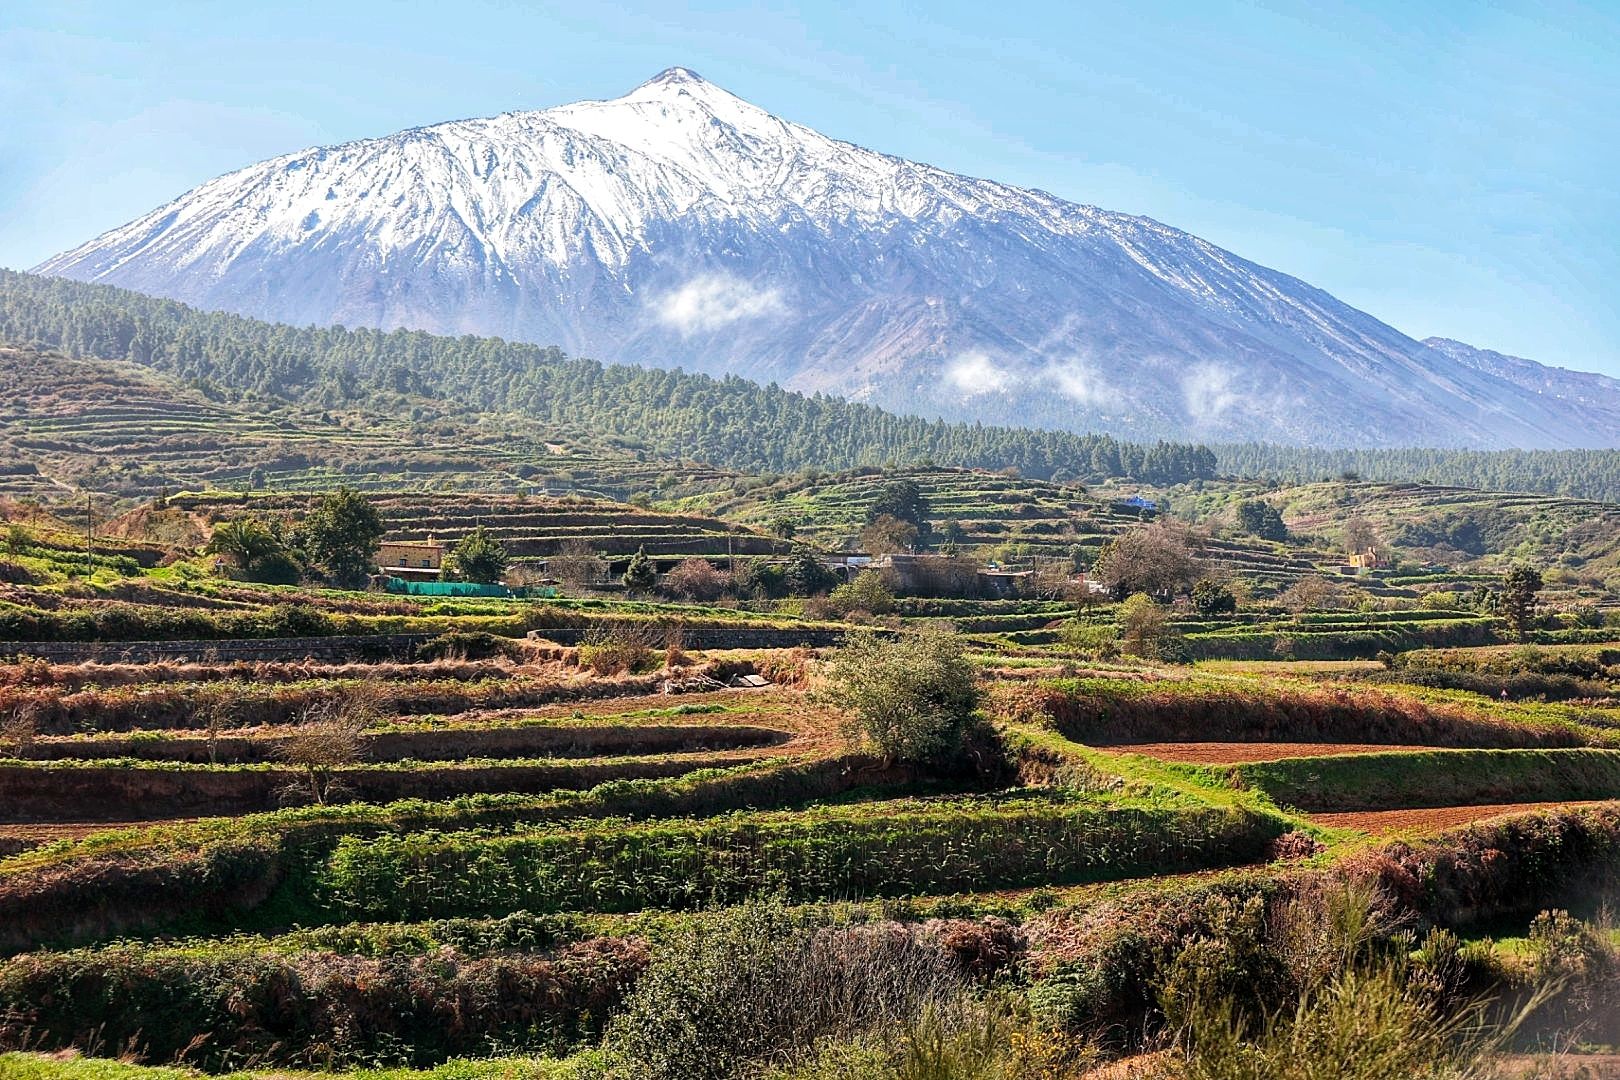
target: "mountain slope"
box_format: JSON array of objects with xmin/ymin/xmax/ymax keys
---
[
  {"xmin": 1423, "ymin": 337, "xmax": 1620, "ymax": 428},
  {"xmin": 35, "ymin": 67, "xmax": 1619, "ymax": 449}
]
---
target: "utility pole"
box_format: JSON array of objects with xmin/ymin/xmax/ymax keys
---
[{"xmin": 84, "ymin": 493, "xmax": 94, "ymax": 574}]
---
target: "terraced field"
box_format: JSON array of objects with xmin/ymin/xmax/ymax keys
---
[
  {"xmin": 0, "ymin": 345, "xmax": 746, "ymax": 507},
  {"xmin": 6, "ymin": 483, "xmax": 1620, "ymax": 1078},
  {"xmin": 7, "ymin": 607, "xmax": 1620, "ymax": 1077},
  {"xmin": 163, "ymin": 489, "xmax": 785, "ymax": 563}
]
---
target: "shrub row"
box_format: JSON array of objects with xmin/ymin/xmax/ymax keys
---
[
  {"xmin": 997, "ymin": 676, "xmax": 1593, "ymax": 749},
  {"xmin": 1228, "ymin": 748, "xmax": 1620, "ymax": 812},
  {"xmin": 1184, "ymin": 619, "xmax": 1497, "ymax": 661},
  {"xmin": 0, "ymin": 750, "xmax": 778, "ymax": 821},
  {"xmin": 319, "ymin": 796, "xmax": 1284, "ymax": 920},
  {"xmin": 0, "ymin": 938, "xmax": 646, "ymax": 1070},
  {"xmin": 4, "ymin": 663, "xmax": 740, "ymax": 735},
  {"xmin": 0, "ymin": 757, "xmax": 921, "ymax": 953}
]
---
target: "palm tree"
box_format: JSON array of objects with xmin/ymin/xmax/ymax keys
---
[{"xmin": 205, "ymin": 515, "xmax": 281, "ymax": 571}]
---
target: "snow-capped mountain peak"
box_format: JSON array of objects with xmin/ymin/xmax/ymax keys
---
[{"xmin": 34, "ymin": 69, "xmax": 1620, "ymax": 449}]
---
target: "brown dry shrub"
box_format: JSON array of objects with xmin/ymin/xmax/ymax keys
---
[
  {"xmin": 577, "ymin": 624, "xmax": 660, "ymax": 676},
  {"xmin": 755, "ymin": 647, "xmax": 813, "ymax": 687},
  {"xmin": 1266, "ymin": 831, "xmax": 1326, "ymax": 862},
  {"xmin": 919, "ymin": 916, "xmax": 1027, "ymax": 978},
  {"xmin": 273, "ymin": 688, "xmax": 382, "ymax": 805}
]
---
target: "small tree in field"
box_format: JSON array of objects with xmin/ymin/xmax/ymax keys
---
[
  {"xmin": 1191, "ymin": 578, "xmax": 1237, "ymax": 615},
  {"xmin": 274, "ymin": 692, "xmax": 379, "ymax": 805},
  {"xmin": 1235, "ymin": 499, "xmax": 1288, "ymax": 541},
  {"xmin": 0, "ymin": 707, "xmax": 38, "ymax": 759},
  {"xmin": 550, "ymin": 540, "xmax": 606, "ymax": 589},
  {"xmin": 1094, "ymin": 524, "xmax": 1202, "ymax": 598},
  {"xmin": 820, "ymin": 625, "xmax": 981, "ymax": 768},
  {"xmin": 298, "ymin": 488, "xmax": 384, "ymax": 588},
  {"xmin": 1502, "ymin": 564, "xmax": 1544, "ymax": 642},
  {"xmin": 663, "ymin": 558, "xmax": 728, "ymax": 601},
  {"xmin": 860, "ymin": 514, "xmax": 919, "ymax": 555},
  {"xmin": 1117, "ymin": 593, "xmax": 1187, "ymax": 662}
]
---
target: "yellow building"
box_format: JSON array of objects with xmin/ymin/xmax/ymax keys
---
[{"xmin": 377, "ymin": 537, "xmax": 446, "ymax": 575}]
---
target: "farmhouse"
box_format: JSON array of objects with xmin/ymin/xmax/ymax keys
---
[
  {"xmin": 1343, "ymin": 547, "xmax": 1382, "ymax": 574},
  {"xmin": 376, "ymin": 537, "xmax": 446, "ymax": 579}
]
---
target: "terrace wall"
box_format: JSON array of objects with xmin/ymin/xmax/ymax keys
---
[
  {"xmin": 0, "ymin": 634, "xmax": 434, "ymax": 664},
  {"xmin": 528, "ymin": 627, "xmax": 854, "ymax": 649}
]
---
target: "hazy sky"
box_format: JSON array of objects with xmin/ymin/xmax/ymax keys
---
[{"xmin": 4, "ymin": 1, "xmax": 1618, "ymax": 376}]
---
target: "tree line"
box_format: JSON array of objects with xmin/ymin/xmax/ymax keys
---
[
  {"xmin": 1215, "ymin": 442, "xmax": 1620, "ymax": 504},
  {"xmin": 0, "ymin": 270, "xmax": 1215, "ymax": 485}
]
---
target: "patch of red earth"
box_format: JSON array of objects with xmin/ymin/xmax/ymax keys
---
[
  {"xmin": 1102, "ymin": 742, "xmax": 1441, "ymax": 764},
  {"xmin": 1309, "ymin": 800, "xmax": 1617, "ymax": 834}
]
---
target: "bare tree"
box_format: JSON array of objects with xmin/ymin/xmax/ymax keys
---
[
  {"xmin": 0, "ymin": 706, "xmax": 38, "ymax": 759},
  {"xmin": 1278, "ymin": 575, "xmax": 1345, "ymax": 614},
  {"xmin": 549, "ymin": 540, "xmax": 607, "ymax": 589},
  {"xmin": 274, "ymin": 690, "xmax": 379, "ymax": 805},
  {"xmin": 1093, "ymin": 524, "xmax": 1203, "ymax": 598}
]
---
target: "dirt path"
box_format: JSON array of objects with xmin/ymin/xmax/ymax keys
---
[
  {"xmin": 1309, "ymin": 800, "xmax": 1617, "ymax": 834},
  {"xmin": 1105, "ymin": 741, "xmax": 1441, "ymax": 764}
]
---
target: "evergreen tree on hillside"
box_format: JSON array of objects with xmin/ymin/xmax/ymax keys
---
[
  {"xmin": 444, "ymin": 526, "xmax": 508, "ymax": 584},
  {"xmin": 1235, "ymin": 499, "xmax": 1288, "ymax": 542},
  {"xmin": 1502, "ymin": 564, "xmax": 1544, "ymax": 642},
  {"xmin": 299, "ymin": 489, "xmax": 383, "ymax": 588},
  {"xmin": 622, "ymin": 546, "xmax": 656, "ymax": 593}
]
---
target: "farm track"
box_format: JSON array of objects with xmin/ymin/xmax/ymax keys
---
[{"xmin": 1309, "ymin": 799, "xmax": 1619, "ymax": 834}]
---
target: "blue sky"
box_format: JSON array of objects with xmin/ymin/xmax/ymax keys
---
[{"xmin": 4, "ymin": 1, "xmax": 1618, "ymax": 376}]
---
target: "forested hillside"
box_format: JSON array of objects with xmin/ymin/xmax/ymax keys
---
[
  {"xmin": 8, "ymin": 270, "xmax": 1620, "ymax": 501},
  {"xmin": 1216, "ymin": 443, "xmax": 1620, "ymax": 504},
  {"xmin": 0, "ymin": 271, "xmax": 1215, "ymax": 485}
]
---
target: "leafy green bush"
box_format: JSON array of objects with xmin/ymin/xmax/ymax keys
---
[{"xmin": 820, "ymin": 626, "xmax": 981, "ymax": 768}]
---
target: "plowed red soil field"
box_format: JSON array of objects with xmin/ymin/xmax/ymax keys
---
[
  {"xmin": 1104, "ymin": 741, "xmax": 1438, "ymax": 764},
  {"xmin": 1309, "ymin": 800, "xmax": 1616, "ymax": 834}
]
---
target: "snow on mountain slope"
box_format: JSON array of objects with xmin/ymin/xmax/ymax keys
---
[{"xmin": 35, "ymin": 67, "xmax": 1620, "ymax": 449}]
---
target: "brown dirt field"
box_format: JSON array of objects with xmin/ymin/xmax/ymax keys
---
[
  {"xmin": 1105, "ymin": 741, "xmax": 1440, "ymax": 763},
  {"xmin": 1310, "ymin": 800, "xmax": 1617, "ymax": 834}
]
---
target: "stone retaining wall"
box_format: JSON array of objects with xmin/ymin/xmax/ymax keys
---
[
  {"xmin": 529, "ymin": 626, "xmax": 855, "ymax": 649},
  {"xmin": 0, "ymin": 634, "xmax": 435, "ymax": 664}
]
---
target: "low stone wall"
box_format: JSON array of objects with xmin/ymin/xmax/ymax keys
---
[
  {"xmin": 529, "ymin": 626, "xmax": 856, "ymax": 650},
  {"xmin": 0, "ymin": 634, "xmax": 435, "ymax": 665}
]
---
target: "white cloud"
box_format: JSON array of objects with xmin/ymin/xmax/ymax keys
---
[
  {"xmin": 945, "ymin": 351, "xmax": 1010, "ymax": 395},
  {"xmin": 1042, "ymin": 357, "xmax": 1110, "ymax": 405},
  {"xmin": 655, "ymin": 273, "xmax": 786, "ymax": 335},
  {"xmin": 1181, "ymin": 363, "xmax": 1240, "ymax": 423}
]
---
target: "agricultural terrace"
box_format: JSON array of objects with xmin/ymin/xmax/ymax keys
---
[
  {"xmin": 4, "ymin": 484, "xmax": 1620, "ymax": 1079},
  {"xmin": 0, "ymin": 345, "xmax": 746, "ymax": 505}
]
